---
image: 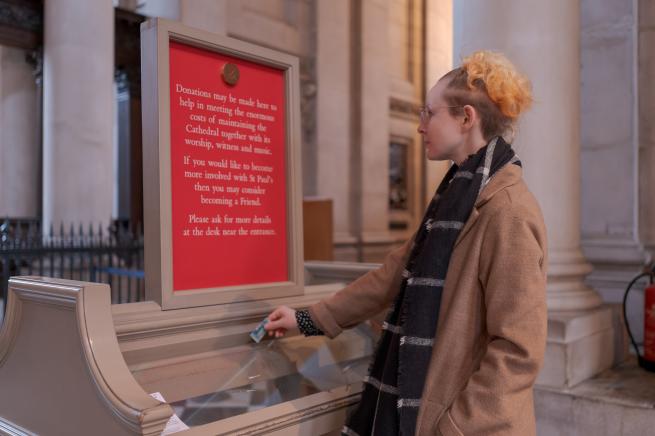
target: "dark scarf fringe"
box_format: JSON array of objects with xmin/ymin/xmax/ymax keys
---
[{"xmin": 343, "ymin": 137, "xmax": 521, "ymax": 436}]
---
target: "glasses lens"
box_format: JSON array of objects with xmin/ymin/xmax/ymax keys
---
[{"xmin": 419, "ymin": 107, "xmax": 428, "ymax": 124}]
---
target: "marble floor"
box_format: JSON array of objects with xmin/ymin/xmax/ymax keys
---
[
  {"xmin": 566, "ymin": 358, "xmax": 655, "ymax": 408},
  {"xmin": 536, "ymin": 358, "xmax": 655, "ymax": 436}
]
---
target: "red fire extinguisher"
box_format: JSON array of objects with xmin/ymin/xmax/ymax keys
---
[{"xmin": 622, "ymin": 263, "xmax": 655, "ymax": 372}]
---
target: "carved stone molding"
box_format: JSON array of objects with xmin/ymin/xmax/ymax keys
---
[{"xmin": 389, "ymin": 96, "xmax": 420, "ymax": 120}]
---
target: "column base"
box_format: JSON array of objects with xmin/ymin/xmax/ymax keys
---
[
  {"xmin": 537, "ymin": 306, "xmax": 616, "ymax": 388},
  {"xmin": 547, "ymin": 247, "xmax": 603, "ymax": 311},
  {"xmin": 583, "ymin": 239, "xmax": 651, "ymax": 345},
  {"xmin": 583, "ymin": 238, "xmax": 650, "ymax": 294}
]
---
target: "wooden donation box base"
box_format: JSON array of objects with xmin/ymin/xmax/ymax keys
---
[{"xmin": 0, "ymin": 19, "xmax": 375, "ymax": 436}]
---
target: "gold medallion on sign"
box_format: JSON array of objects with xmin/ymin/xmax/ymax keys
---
[{"xmin": 222, "ymin": 63, "xmax": 240, "ymax": 86}]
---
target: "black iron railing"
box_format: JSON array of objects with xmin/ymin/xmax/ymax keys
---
[{"xmin": 0, "ymin": 218, "xmax": 145, "ymax": 308}]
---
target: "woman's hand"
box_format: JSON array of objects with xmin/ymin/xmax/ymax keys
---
[{"xmin": 264, "ymin": 306, "xmax": 298, "ymax": 338}]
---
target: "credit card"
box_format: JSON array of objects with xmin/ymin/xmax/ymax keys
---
[{"xmin": 250, "ymin": 317, "xmax": 269, "ymax": 343}]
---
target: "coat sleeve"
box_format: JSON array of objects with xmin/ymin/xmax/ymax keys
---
[
  {"xmin": 307, "ymin": 234, "xmax": 415, "ymax": 338},
  {"xmin": 437, "ymin": 209, "xmax": 548, "ymax": 436}
]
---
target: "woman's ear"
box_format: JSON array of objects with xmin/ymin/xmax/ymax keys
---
[{"xmin": 462, "ymin": 104, "xmax": 476, "ymax": 128}]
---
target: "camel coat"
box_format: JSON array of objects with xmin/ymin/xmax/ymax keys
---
[{"xmin": 308, "ymin": 164, "xmax": 548, "ymax": 435}]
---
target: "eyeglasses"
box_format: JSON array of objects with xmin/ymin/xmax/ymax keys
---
[{"xmin": 418, "ymin": 105, "xmax": 462, "ymax": 124}]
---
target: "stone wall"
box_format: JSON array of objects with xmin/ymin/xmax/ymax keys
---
[
  {"xmin": 0, "ymin": 46, "xmax": 39, "ymax": 218},
  {"xmin": 580, "ymin": 0, "xmax": 654, "ymax": 344}
]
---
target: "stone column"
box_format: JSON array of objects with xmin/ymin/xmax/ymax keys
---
[
  {"xmin": 316, "ymin": 0, "xmax": 354, "ymax": 259},
  {"xmin": 180, "ymin": 0, "xmax": 227, "ymax": 34},
  {"xmin": 0, "ymin": 46, "xmax": 39, "ymax": 218},
  {"xmin": 424, "ymin": 0, "xmax": 453, "ymax": 204},
  {"xmin": 455, "ymin": 0, "xmax": 614, "ymax": 387},
  {"xmin": 316, "ymin": 0, "xmax": 391, "ymax": 262},
  {"xmin": 133, "ymin": 0, "xmax": 180, "ymax": 21},
  {"xmin": 640, "ymin": 0, "xmax": 655, "ymax": 257},
  {"xmin": 42, "ymin": 1, "xmax": 114, "ymax": 229},
  {"xmin": 579, "ymin": 0, "xmax": 650, "ymax": 350},
  {"xmin": 357, "ymin": 0, "xmax": 392, "ymax": 262}
]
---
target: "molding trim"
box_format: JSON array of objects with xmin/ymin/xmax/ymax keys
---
[
  {"xmin": 0, "ymin": 288, "xmax": 21, "ymax": 368},
  {"xmin": 389, "ymin": 96, "xmax": 420, "ymax": 119},
  {"xmin": 582, "ymin": 238, "xmax": 651, "ymax": 265},
  {"xmin": 112, "ymin": 282, "xmax": 343, "ymax": 341},
  {"xmin": 0, "ymin": 416, "xmax": 35, "ymax": 436},
  {"xmin": 305, "ymin": 260, "xmax": 377, "ymax": 284},
  {"xmin": 582, "ymin": 239, "xmax": 652, "ymax": 296},
  {"xmin": 219, "ymin": 393, "xmax": 360, "ymax": 435}
]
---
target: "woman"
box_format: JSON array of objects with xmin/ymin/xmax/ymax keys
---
[{"xmin": 265, "ymin": 51, "xmax": 547, "ymax": 436}]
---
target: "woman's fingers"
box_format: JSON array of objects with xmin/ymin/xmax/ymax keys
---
[
  {"xmin": 264, "ymin": 308, "xmax": 283, "ymax": 330},
  {"xmin": 264, "ymin": 307, "xmax": 290, "ymax": 331},
  {"xmin": 267, "ymin": 327, "xmax": 286, "ymax": 337},
  {"xmin": 267, "ymin": 307, "xmax": 283, "ymax": 322},
  {"xmin": 265, "ymin": 319, "xmax": 282, "ymax": 331},
  {"xmin": 263, "ymin": 306, "xmax": 296, "ymax": 338}
]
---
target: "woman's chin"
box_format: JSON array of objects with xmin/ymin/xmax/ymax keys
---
[{"xmin": 426, "ymin": 150, "xmax": 446, "ymax": 161}]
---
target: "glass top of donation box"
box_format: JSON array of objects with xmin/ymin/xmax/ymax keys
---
[{"xmin": 170, "ymin": 326, "xmax": 375, "ymax": 427}]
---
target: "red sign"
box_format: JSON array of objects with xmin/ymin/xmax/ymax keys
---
[{"xmin": 168, "ymin": 41, "xmax": 288, "ymax": 291}]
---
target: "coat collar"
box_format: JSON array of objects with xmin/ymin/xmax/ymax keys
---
[
  {"xmin": 454, "ymin": 163, "xmax": 523, "ymax": 248},
  {"xmin": 475, "ymin": 162, "xmax": 522, "ymax": 207}
]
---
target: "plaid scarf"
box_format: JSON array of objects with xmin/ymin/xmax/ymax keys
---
[{"xmin": 343, "ymin": 137, "xmax": 521, "ymax": 436}]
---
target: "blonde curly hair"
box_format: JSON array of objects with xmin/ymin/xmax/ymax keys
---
[{"xmin": 442, "ymin": 50, "xmax": 532, "ymax": 141}]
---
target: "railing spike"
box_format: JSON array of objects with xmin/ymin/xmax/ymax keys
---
[{"xmin": 15, "ymin": 221, "xmax": 23, "ymax": 243}]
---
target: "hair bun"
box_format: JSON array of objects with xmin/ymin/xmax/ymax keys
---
[{"xmin": 462, "ymin": 51, "xmax": 532, "ymax": 119}]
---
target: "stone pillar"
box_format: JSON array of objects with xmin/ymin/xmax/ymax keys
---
[
  {"xmin": 579, "ymin": 0, "xmax": 650, "ymax": 350},
  {"xmin": 316, "ymin": 0, "xmax": 390, "ymax": 262},
  {"xmin": 180, "ymin": 0, "xmax": 227, "ymax": 34},
  {"xmin": 0, "ymin": 46, "xmax": 39, "ymax": 218},
  {"xmin": 316, "ymin": 0, "xmax": 354, "ymax": 259},
  {"xmin": 356, "ymin": 0, "xmax": 391, "ymax": 262},
  {"xmin": 455, "ymin": 0, "xmax": 614, "ymax": 387},
  {"xmin": 134, "ymin": 0, "xmax": 180, "ymax": 21},
  {"xmin": 42, "ymin": 1, "xmax": 115, "ymax": 229},
  {"xmin": 640, "ymin": 0, "xmax": 655, "ymax": 257},
  {"xmin": 424, "ymin": 0, "xmax": 453, "ymax": 204}
]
